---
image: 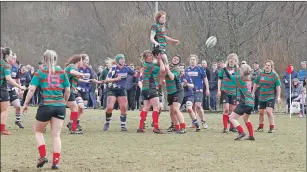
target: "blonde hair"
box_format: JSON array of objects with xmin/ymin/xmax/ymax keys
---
[
  {"xmin": 140, "ymin": 50, "xmax": 154, "ymax": 65},
  {"xmin": 43, "ymin": 50, "xmax": 57, "ymax": 74},
  {"xmin": 240, "ymin": 64, "xmax": 252, "ymax": 81},
  {"xmin": 226, "ymin": 53, "xmax": 239, "ymax": 67},
  {"xmin": 155, "ymin": 11, "xmax": 166, "ymax": 23},
  {"xmin": 105, "ymin": 57, "xmax": 115, "ymax": 68},
  {"xmin": 190, "ymin": 54, "xmax": 198, "ymax": 62}
]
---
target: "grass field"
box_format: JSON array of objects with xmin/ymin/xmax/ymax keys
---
[{"xmin": 1, "ymin": 107, "xmax": 306, "ymax": 172}]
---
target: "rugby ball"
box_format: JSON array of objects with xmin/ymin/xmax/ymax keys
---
[{"xmin": 206, "ymin": 36, "xmax": 217, "ymax": 48}]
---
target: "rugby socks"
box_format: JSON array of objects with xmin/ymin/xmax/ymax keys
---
[
  {"xmin": 236, "ymin": 125, "xmax": 244, "ymax": 134},
  {"xmin": 174, "ymin": 124, "xmax": 180, "ymax": 131},
  {"xmin": 120, "ymin": 114, "xmax": 127, "ymax": 128},
  {"xmin": 259, "ymin": 124, "xmax": 264, "ymax": 129},
  {"xmin": 0, "ymin": 124, "xmax": 5, "ymax": 131},
  {"xmin": 152, "ymin": 111, "xmax": 159, "ymax": 129},
  {"xmin": 245, "ymin": 122, "xmax": 254, "ymax": 137},
  {"xmin": 139, "ymin": 111, "xmax": 148, "ymax": 129},
  {"xmin": 192, "ymin": 119, "xmax": 199, "ymax": 128},
  {"xmin": 223, "ymin": 114, "xmax": 228, "ymax": 129},
  {"xmin": 70, "ymin": 112, "xmax": 78, "ymax": 131},
  {"xmin": 105, "ymin": 112, "xmax": 112, "ymax": 124},
  {"xmin": 180, "ymin": 123, "xmax": 186, "ymax": 129},
  {"xmin": 15, "ymin": 113, "xmax": 21, "ymax": 122},
  {"xmin": 269, "ymin": 125, "xmax": 274, "ymax": 129},
  {"xmin": 53, "ymin": 153, "xmax": 60, "ymax": 165},
  {"xmin": 38, "ymin": 145, "xmax": 46, "ymax": 158}
]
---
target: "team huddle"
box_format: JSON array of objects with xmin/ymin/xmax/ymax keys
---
[{"xmin": 0, "ymin": 11, "xmax": 285, "ymax": 170}]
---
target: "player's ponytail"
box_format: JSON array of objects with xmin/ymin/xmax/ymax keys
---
[
  {"xmin": 66, "ymin": 54, "xmax": 82, "ymax": 67},
  {"xmin": 240, "ymin": 64, "xmax": 252, "ymax": 81},
  {"xmin": 43, "ymin": 50, "xmax": 57, "ymax": 74}
]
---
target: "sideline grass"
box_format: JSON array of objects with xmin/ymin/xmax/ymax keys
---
[{"xmin": 1, "ymin": 107, "xmax": 306, "ymax": 172}]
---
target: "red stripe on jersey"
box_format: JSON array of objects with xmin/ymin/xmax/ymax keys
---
[
  {"xmin": 41, "ymin": 87, "xmax": 63, "ymax": 91},
  {"xmin": 41, "ymin": 69, "xmax": 64, "ymax": 74},
  {"xmin": 260, "ymin": 90, "xmax": 275, "ymax": 94},
  {"xmin": 40, "ymin": 79, "xmax": 64, "ymax": 83}
]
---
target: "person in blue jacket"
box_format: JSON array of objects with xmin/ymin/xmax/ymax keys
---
[{"xmin": 297, "ymin": 61, "xmax": 306, "ymax": 82}]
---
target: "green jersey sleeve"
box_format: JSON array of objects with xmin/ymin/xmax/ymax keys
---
[{"xmin": 30, "ymin": 71, "xmax": 41, "ymax": 87}]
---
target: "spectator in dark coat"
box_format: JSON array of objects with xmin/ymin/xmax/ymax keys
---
[
  {"xmin": 201, "ymin": 60, "xmax": 211, "ymax": 110},
  {"xmin": 251, "ymin": 61, "xmax": 261, "ymax": 112},
  {"xmin": 209, "ymin": 62, "xmax": 218, "ymax": 110}
]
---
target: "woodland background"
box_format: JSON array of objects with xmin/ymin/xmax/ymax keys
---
[{"xmin": 1, "ymin": 1, "xmax": 307, "ymax": 74}]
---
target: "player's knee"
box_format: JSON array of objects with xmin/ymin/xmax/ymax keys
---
[
  {"xmin": 51, "ymin": 130, "xmax": 61, "ymax": 138},
  {"xmin": 142, "ymin": 106, "xmax": 149, "ymax": 112},
  {"xmin": 106, "ymin": 106, "xmax": 113, "ymax": 112},
  {"xmin": 120, "ymin": 107, "xmax": 127, "ymax": 114},
  {"xmin": 71, "ymin": 106, "xmax": 78, "ymax": 112},
  {"xmin": 153, "ymin": 107, "xmax": 160, "ymax": 112},
  {"xmin": 187, "ymin": 108, "xmax": 194, "ymax": 113},
  {"xmin": 15, "ymin": 106, "xmax": 21, "ymax": 111},
  {"xmin": 224, "ymin": 109, "xmax": 229, "ymax": 114},
  {"xmin": 70, "ymin": 103, "xmax": 78, "ymax": 112}
]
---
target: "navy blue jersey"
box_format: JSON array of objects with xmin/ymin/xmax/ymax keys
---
[
  {"xmin": 107, "ymin": 65, "xmax": 135, "ymax": 87},
  {"xmin": 181, "ymin": 73, "xmax": 193, "ymax": 97},
  {"xmin": 77, "ymin": 66, "xmax": 94, "ymax": 92},
  {"xmin": 185, "ymin": 66, "xmax": 207, "ymax": 91},
  {"xmin": 19, "ymin": 72, "xmax": 32, "ymax": 87},
  {"xmin": 7, "ymin": 64, "xmax": 19, "ymax": 90}
]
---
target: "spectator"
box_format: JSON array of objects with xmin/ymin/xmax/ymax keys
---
[
  {"xmin": 251, "ymin": 61, "xmax": 261, "ymax": 112},
  {"xmin": 287, "ymin": 78, "xmax": 303, "ymax": 113},
  {"xmin": 97, "ymin": 66, "xmax": 104, "ymax": 79},
  {"xmin": 33, "ymin": 62, "xmax": 44, "ymax": 105},
  {"xmin": 293, "ymin": 88, "xmax": 306, "ymax": 118},
  {"xmin": 283, "ymin": 65, "xmax": 298, "ymax": 105},
  {"xmin": 201, "ymin": 60, "xmax": 211, "ymax": 110},
  {"xmin": 100, "ymin": 62, "xmax": 112, "ymax": 110},
  {"xmin": 297, "ymin": 61, "xmax": 306, "ymax": 82},
  {"xmin": 88, "ymin": 65, "xmax": 98, "ymax": 109},
  {"xmin": 209, "ymin": 62, "xmax": 218, "ymax": 110},
  {"xmin": 97, "ymin": 66, "xmax": 104, "ymax": 106},
  {"xmin": 19, "ymin": 65, "xmax": 32, "ymax": 106},
  {"xmin": 135, "ymin": 66, "xmax": 142, "ymax": 110},
  {"xmin": 126, "ymin": 63, "xmax": 138, "ymax": 111}
]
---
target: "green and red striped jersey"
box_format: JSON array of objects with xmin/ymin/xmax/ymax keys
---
[
  {"xmin": 254, "ymin": 70, "xmax": 281, "ymax": 101},
  {"xmin": 0, "ymin": 59, "xmax": 11, "ymax": 87},
  {"xmin": 31, "ymin": 66, "xmax": 70, "ymax": 106},
  {"xmin": 218, "ymin": 66, "xmax": 239, "ymax": 96},
  {"xmin": 65, "ymin": 64, "xmax": 79, "ymax": 92},
  {"xmin": 165, "ymin": 65, "xmax": 182, "ymax": 95},
  {"xmin": 142, "ymin": 62, "xmax": 160, "ymax": 91},
  {"xmin": 151, "ymin": 23, "xmax": 167, "ymax": 52}
]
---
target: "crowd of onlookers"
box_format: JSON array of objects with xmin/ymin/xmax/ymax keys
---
[
  {"xmin": 11, "ymin": 57, "xmax": 307, "ymax": 115},
  {"xmin": 282, "ymin": 61, "xmax": 306, "ymax": 116}
]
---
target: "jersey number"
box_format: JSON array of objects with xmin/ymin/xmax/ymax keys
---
[{"xmin": 48, "ymin": 74, "xmax": 60, "ymax": 87}]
